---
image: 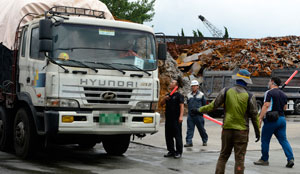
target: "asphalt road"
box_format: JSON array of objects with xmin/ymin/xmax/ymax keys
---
[{"xmin": 0, "ymin": 115, "xmax": 300, "ymax": 174}]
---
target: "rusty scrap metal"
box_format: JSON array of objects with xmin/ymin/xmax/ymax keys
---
[{"xmin": 166, "ymin": 36, "xmax": 300, "ymax": 76}]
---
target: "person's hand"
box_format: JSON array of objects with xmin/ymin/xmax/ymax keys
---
[
  {"xmin": 191, "ymin": 108, "xmax": 199, "ymax": 115},
  {"xmin": 179, "ymin": 117, "xmax": 183, "ymax": 123},
  {"xmin": 259, "ymin": 118, "xmax": 263, "ymax": 128},
  {"xmin": 255, "ymin": 130, "xmax": 260, "ymax": 142},
  {"xmin": 164, "ymin": 95, "xmax": 170, "ymax": 101},
  {"xmin": 120, "ymin": 50, "xmax": 139, "ymax": 57}
]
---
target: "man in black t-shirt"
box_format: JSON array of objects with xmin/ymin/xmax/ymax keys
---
[
  {"xmin": 161, "ymin": 79, "xmax": 184, "ymax": 159},
  {"xmin": 254, "ymin": 77, "xmax": 295, "ymax": 168}
]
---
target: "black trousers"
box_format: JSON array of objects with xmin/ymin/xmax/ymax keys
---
[{"xmin": 165, "ymin": 121, "xmax": 183, "ymax": 154}]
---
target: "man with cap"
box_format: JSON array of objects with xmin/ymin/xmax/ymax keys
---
[
  {"xmin": 254, "ymin": 77, "xmax": 294, "ymax": 168},
  {"xmin": 184, "ymin": 80, "xmax": 208, "ymax": 147},
  {"xmin": 192, "ymin": 69, "xmax": 260, "ymax": 174}
]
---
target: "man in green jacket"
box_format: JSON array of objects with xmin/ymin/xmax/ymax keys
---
[{"xmin": 193, "ymin": 69, "xmax": 260, "ymax": 174}]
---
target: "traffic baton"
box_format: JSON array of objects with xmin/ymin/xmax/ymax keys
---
[
  {"xmin": 169, "ymin": 86, "xmax": 178, "ymax": 96},
  {"xmin": 203, "ymin": 114, "xmax": 223, "ymax": 126},
  {"xmin": 281, "ymin": 70, "xmax": 298, "ymax": 89}
]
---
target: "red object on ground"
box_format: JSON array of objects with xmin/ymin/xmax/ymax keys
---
[
  {"xmin": 170, "ymin": 86, "xmax": 178, "ymax": 96},
  {"xmin": 203, "ymin": 114, "xmax": 223, "ymax": 126}
]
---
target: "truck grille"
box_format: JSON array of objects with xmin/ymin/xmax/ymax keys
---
[{"xmin": 83, "ymin": 87, "xmax": 132, "ymax": 104}]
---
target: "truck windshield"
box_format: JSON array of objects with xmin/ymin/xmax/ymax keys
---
[{"xmin": 51, "ymin": 23, "xmax": 157, "ymax": 71}]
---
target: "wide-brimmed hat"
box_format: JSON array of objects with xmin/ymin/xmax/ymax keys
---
[{"xmin": 232, "ymin": 69, "xmax": 253, "ymax": 84}]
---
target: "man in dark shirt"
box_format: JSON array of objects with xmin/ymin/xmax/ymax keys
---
[
  {"xmin": 254, "ymin": 77, "xmax": 294, "ymax": 168},
  {"xmin": 161, "ymin": 79, "xmax": 184, "ymax": 159}
]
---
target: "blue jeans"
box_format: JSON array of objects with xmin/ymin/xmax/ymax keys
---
[
  {"xmin": 261, "ymin": 116, "xmax": 294, "ymax": 161},
  {"xmin": 186, "ymin": 115, "xmax": 208, "ymax": 144}
]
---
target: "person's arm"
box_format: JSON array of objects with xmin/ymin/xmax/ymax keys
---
[
  {"xmin": 160, "ymin": 95, "xmax": 170, "ymax": 106},
  {"xmin": 259, "ymin": 90, "xmax": 272, "ymax": 127},
  {"xmin": 120, "ymin": 50, "xmax": 139, "ymax": 58},
  {"xmin": 248, "ymin": 96, "xmax": 260, "ymax": 142},
  {"xmin": 202, "ymin": 95, "xmax": 206, "ymax": 106},
  {"xmin": 199, "ymin": 88, "xmax": 226, "ymax": 113},
  {"xmin": 259, "ymin": 102, "xmax": 270, "ymax": 128},
  {"xmin": 179, "ymin": 103, "xmax": 184, "ymax": 123}
]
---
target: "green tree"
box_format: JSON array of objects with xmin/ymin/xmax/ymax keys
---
[
  {"xmin": 197, "ymin": 29, "xmax": 204, "ymax": 37},
  {"xmin": 101, "ymin": 0, "xmax": 155, "ymax": 24},
  {"xmin": 193, "ymin": 29, "xmax": 204, "ymax": 37},
  {"xmin": 223, "ymin": 26, "xmax": 229, "ymax": 38},
  {"xmin": 193, "ymin": 30, "xmax": 197, "ymax": 37},
  {"xmin": 181, "ymin": 28, "xmax": 185, "ymax": 37}
]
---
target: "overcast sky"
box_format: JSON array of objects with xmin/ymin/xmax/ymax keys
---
[{"xmin": 144, "ymin": 0, "xmax": 300, "ymax": 39}]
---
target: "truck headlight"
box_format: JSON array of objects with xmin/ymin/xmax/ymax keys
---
[
  {"xmin": 135, "ymin": 102, "xmax": 151, "ymax": 110},
  {"xmin": 134, "ymin": 102, "xmax": 158, "ymax": 111},
  {"xmin": 46, "ymin": 99, "xmax": 79, "ymax": 108}
]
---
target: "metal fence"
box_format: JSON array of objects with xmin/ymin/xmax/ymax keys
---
[{"xmin": 156, "ymin": 35, "xmax": 226, "ymax": 45}]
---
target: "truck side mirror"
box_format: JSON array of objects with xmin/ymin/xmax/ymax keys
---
[
  {"xmin": 39, "ymin": 19, "xmax": 53, "ymax": 52},
  {"xmin": 158, "ymin": 43, "xmax": 167, "ymax": 60}
]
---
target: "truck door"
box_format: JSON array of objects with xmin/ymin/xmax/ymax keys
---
[{"xmin": 18, "ymin": 25, "xmax": 47, "ymax": 106}]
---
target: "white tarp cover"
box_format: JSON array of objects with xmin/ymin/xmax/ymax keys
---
[{"xmin": 0, "ymin": 0, "xmax": 114, "ymax": 50}]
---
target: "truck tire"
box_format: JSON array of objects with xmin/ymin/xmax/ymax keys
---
[
  {"xmin": 102, "ymin": 134, "xmax": 131, "ymax": 155},
  {"xmin": 294, "ymin": 100, "xmax": 300, "ymax": 115},
  {"xmin": 256, "ymin": 100, "xmax": 263, "ymax": 114},
  {"xmin": 13, "ymin": 108, "xmax": 37, "ymax": 159},
  {"xmin": 0, "ymin": 106, "xmax": 12, "ymax": 151}
]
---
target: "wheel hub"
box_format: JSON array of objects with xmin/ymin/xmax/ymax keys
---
[{"xmin": 15, "ymin": 121, "xmax": 25, "ymax": 146}]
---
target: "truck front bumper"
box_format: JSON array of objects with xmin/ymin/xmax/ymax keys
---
[{"xmin": 44, "ymin": 110, "xmax": 160, "ymax": 135}]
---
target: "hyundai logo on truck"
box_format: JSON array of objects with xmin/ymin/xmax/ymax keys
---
[{"xmin": 101, "ymin": 92, "xmax": 117, "ymax": 100}]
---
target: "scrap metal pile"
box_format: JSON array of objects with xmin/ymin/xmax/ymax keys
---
[
  {"xmin": 157, "ymin": 53, "xmax": 190, "ymax": 115},
  {"xmin": 167, "ymin": 36, "xmax": 300, "ymax": 77},
  {"xmin": 157, "ymin": 36, "xmax": 300, "ymax": 114}
]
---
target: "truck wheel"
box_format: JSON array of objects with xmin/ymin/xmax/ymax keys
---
[
  {"xmin": 13, "ymin": 108, "xmax": 37, "ymax": 159},
  {"xmin": 0, "ymin": 106, "xmax": 12, "ymax": 151},
  {"xmin": 256, "ymin": 100, "xmax": 263, "ymax": 114},
  {"xmin": 294, "ymin": 100, "xmax": 300, "ymax": 115},
  {"xmin": 102, "ymin": 134, "xmax": 131, "ymax": 155}
]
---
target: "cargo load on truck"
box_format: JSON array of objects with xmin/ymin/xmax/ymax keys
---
[{"xmin": 0, "ymin": 0, "xmax": 114, "ymax": 50}]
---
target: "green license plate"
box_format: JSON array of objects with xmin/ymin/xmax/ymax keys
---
[{"xmin": 99, "ymin": 113, "xmax": 121, "ymax": 125}]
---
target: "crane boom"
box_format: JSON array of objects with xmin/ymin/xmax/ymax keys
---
[{"xmin": 199, "ymin": 15, "xmax": 223, "ymax": 38}]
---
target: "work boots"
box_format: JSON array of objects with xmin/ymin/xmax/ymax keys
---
[
  {"xmin": 184, "ymin": 143, "xmax": 193, "ymax": 147},
  {"xmin": 253, "ymin": 159, "xmax": 269, "ymax": 166},
  {"xmin": 286, "ymin": 159, "xmax": 294, "ymax": 168}
]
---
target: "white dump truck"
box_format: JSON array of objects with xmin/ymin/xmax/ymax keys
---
[{"xmin": 0, "ymin": 0, "xmax": 166, "ymax": 158}]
